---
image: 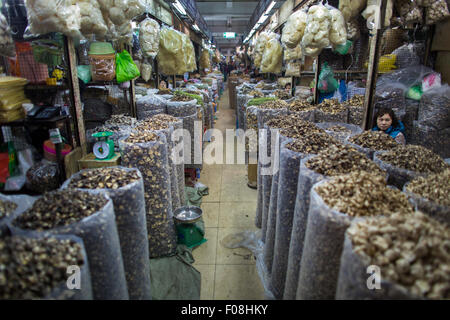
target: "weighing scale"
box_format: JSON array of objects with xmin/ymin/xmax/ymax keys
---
[
  {"xmin": 92, "ymin": 131, "xmax": 115, "ymax": 160},
  {"xmin": 173, "ymin": 206, "xmax": 207, "ymax": 248}
]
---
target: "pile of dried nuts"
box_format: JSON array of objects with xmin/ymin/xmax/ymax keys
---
[
  {"xmin": 0, "ymin": 235, "xmax": 84, "ymax": 299},
  {"xmin": 105, "ymin": 114, "xmax": 136, "ymax": 127},
  {"xmin": 285, "ymin": 132, "xmax": 340, "ymax": 154},
  {"xmin": 124, "ymin": 131, "xmax": 160, "ymax": 143},
  {"xmin": 406, "ymin": 169, "xmax": 450, "ymax": 207},
  {"xmin": 157, "ymin": 88, "xmax": 172, "ymax": 95},
  {"xmin": 326, "ymin": 125, "xmax": 352, "ymax": 133},
  {"xmin": 377, "ymin": 144, "xmax": 449, "ymax": 173},
  {"xmin": 68, "ymin": 167, "xmax": 141, "ymax": 190},
  {"xmin": 152, "ymin": 113, "xmax": 179, "ymax": 123},
  {"xmin": 343, "ymin": 95, "xmax": 364, "ymax": 107},
  {"xmin": 316, "ymin": 171, "xmax": 413, "ymax": 217},
  {"xmin": 249, "ymin": 90, "xmax": 263, "ymax": 97},
  {"xmin": 258, "ymin": 99, "xmax": 288, "ymax": 110},
  {"xmin": 349, "ymin": 130, "xmax": 398, "ymax": 150},
  {"xmin": 347, "ymin": 211, "xmax": 450, "ymax": 299},
  {"xmin": 317, "ymin": 99, "xmax": 347, "ymax": 114},
  {"xmin": 274, "ymin": 90, "xmax": 291, "ymax": 100},
  {"xmin": 288, "ymin": 100, "xmax": 316, "ymax": 112},
  {"xmin": 12, "ymin": 189, "xmax": 109, "ymax": 231},
  {"xmin": 0, "ymin": 200, "xmax": 17, "ymax": 220},
  {"xmin": 170, "ymin": 94, "xmax": 193, "ymax": 102},
  {"xmin": 135, "ymin": 117, "xmax": 170, "ymax": 131},
  {"xmin": 305, "ymin": 144, "xmax": 384, "ymax": 176}
]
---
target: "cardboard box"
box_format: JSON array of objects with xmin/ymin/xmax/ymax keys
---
[{"xmin": 78, "ymin": 152, "xmax": 121, "ymax": 171}]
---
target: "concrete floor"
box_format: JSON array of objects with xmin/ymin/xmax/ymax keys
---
[{"xmin": 192, "ymin": 88, "xmax": 265, "ymax": 300}]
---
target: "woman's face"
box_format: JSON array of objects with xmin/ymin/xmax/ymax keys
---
[{"xmin": 377, "ymin": 113, "xmax": 393, "ymax": 131}]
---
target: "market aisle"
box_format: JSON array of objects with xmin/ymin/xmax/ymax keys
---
[{"xmin": 193, "ymin": 88, "xmax": 264, "ymax": 300}]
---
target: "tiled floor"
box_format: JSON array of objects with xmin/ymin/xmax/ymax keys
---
[{"xmin": 192, "ymin": 87, "xmax": 265, "ymax": 300}]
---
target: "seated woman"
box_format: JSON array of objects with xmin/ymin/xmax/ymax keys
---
[{"xmin": 372, "ymin": 107, "xmax": 406, "ymax": 145}]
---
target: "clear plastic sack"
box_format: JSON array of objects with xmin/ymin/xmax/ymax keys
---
[
  {"xmin": 0, "ymin": 12, "xmax": 16, "ymax": 57},
  {"xmin": 11, "ymin": 189, "xmax": 128, "ymax": 300},
  {"xmin": 281, "ymin": 10, "xmax": 308, "ymax": 49},
  {"xmin": 269, "ymin": 138, "xmax": 308, "ymax": 299},
  {"xmin": 260, "ymin": 35, "xmax": 283, "ymax": 74},
  {"xmin": 329, "ymin": 8, "xmax": 347, "ymax": 46},
  {"xmin": 418, "ymin": 85, "xmax": 450, "ymax": 131},
  {"xmin": 119, "ymin": 131, "xmax": 177, "ymax": 258},
  {"xmin": 316, "ymin": 122, "xmax": 363, "ymax": 142},
  {"xmin": 25, "ymin": 160, "xmax": 60, "ymax": 194},
  {"xmin": 62, "ymin": 167, "xmax": 151, "ymax": 300},
  {"xmin": 301, "ymin": 5, "xmax": 332, "ymax": 55},
  {"xmin": 254, "ymin": 32, "xmax": 271, "ymax": 68},
  {"xmin": 314, "ymin": 108, "xmax": 348, "ymax": 123},
  {"xmin": 395, "ymin": 0, "xmax": 423, "ymax": 24},
  {"xmin": 136, "ymin": 93, "xmax": 168, "ymax": 113},
  {"xmin": 283, "ymin": 44, "xmax": 303, "ymax": 62},
  {"xmin": 296, "ymin": 180, "xmax": 355, "ymax": 299},
  {"xmin": 392, "ymin": 43, "xmax": 421, "ymax": 69},
  {"xmin": 157, "ymin": 27, "xmax": 186, "ymax": 75},
  {"xmin": 0, "ymin": 193, "xmax": 36, "ymax": 232},
  {"xmin": 425, "ymin": 0, "xmax": 450, "ymax": 25},
  {"xmin": 78, "ymin": 0, "xmax": 108, "ymax": 38},
  {"xmin": 403, "ymin": 182, "xmax": 450, "ymax": 226},
  {"xmin": 137, "ymin": 108, "xmax": 165, "ymax": 120},
  {"xmin": 336, "ymin": 234, "xmax": 422, "ymax": 299},
  {"xmin": 1, "ymin": 229, "xmax": 93, "ymax": 300},
  {"xmin": 24, "ymin": 0, "xmax": 82, "ymax": 39},
  {"xmin": 339, "ymin": 0, "xmax": 367, "ymax": 22},
  {"xmin": 139, "ymin": 18, "xmax": 160, "ymax": 58},
  {"xmin": 373, "ymin": 151, "xmax": 427, "ymax": 190},
  {"xmin": 411, "ymin": 121, "xmax": 450, "ymax": 159},
  {"xmin": 141, "ymin": 62, "xmax": 152, "ymax": 82}
]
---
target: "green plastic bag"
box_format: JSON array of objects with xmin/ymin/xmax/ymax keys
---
[
  {"xmin": 318, "ymin": 62, "xmax": 339, "ymax": 93},
  {"xmin": 406, "ymin": 85, "xmax": 423, "ymax": 101},
  {"xmin": 333, "ymin": 40, "xmax": 353, "ymax": 55},
  {"xmin": 77, "ymin": 65, "xmax": 91, "ymax": 84},
  {"xmin": 116, "ymin": 50, "xmax": 140, "ymax": 83}
]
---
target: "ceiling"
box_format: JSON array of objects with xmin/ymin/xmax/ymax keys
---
[{"xmin": 196, "ymin": 0, "xmax": 259, "ymax": 52}]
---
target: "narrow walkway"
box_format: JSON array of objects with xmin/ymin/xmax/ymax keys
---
[{"xmin": 192, "ymin": 88, "xmax": 264, "ymax": 300}]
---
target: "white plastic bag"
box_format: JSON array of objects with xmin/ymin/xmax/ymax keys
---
[
  {"xmin": 329, "ymin": 8, "xmax": 347, "ymax": 46},
  {"xmin": 281, "ymin": 10, "xmax": 308, "ymax": 49},
  {"xmin": 25, "ymin": 0, "xmax": 82, "ymax": 38},
  {"xmin": 139, "ymin": 18, "xmax": 160, "ymax": 58},
  {"xmin": 260, "ymin": 34, "xmax": 283, "ymax": 74},
  {"xmin": 301, "ymin": 5, "xmax": 332, "ymax": 56},
  {"xmin": 339, "ymin": 0, "xmax": 367, "ymax": 22},
  {"xmin": 77, "ymin": 0, "xmax": 108, "ymax": 38}
]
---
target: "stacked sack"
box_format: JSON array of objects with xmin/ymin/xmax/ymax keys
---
[{"xmin": 0, "ymin": 77, "xmax": 29, "ymax": 123}]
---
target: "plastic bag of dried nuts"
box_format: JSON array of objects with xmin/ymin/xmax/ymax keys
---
[
  {"xmin": 119, "ymin": 131, "xmax": 177, "ymax": 258},
  {"xmin": 136, "ymin": 94, "xmax": 168, "ymax": 113},
  {"xmin": 62, "ymin": 167, "xmax": 152, "ymax": 300},
  {"xmin": 237, "ymin": 93, "xmax": 252, "ymax": 130},
  {"xmin": 418, "ymin": 86, "xmax": 450, "ymax": 131},
  {"xmin": 411, "ymin": 121, "xmax": 450, "ymax": 159},
  {"xmin": 25, "ymin": 161, "xmax": 60, "ymax": 194},
  {"xmin": 258, "ymin": 108, "xmax": 289, "ymax": 242},
  {"xmin": 336, "ymin": 212, "xmax": 450, "ymax": 299},
  {"xmin": 166, "ymin": 99, "xmax": 198, "ymax": 117},
  {"xmin": 137, "ymin": 108, "xmax": 165, "ymax": 121},
  {"xmin": 346, "ymin": 130, "xmax": 398, "ymax": 160},
  {"xmin": 284, "ymin": 146, "xmax": 385, "ymax": 300},
  {"xmin": 403, "ymin": 169, "xmax": 450, "ymax": 226},
  {"xmin": 373, "ymin": 145, "xmax": 449, "ymax": 189},
  {"xmin": 425, "ymin": 0, "xmax": 450, "ymax": 25},
  {"xmin": 10, "ymin": 189, "xmax": 128, "ymax": 300},
  {"xmin": 297, "ymin": 171, "xmax": 413, "ymax": 300},
  {"xmin": 314, "ymin": 99, "xmax": 349, "ymax": 123},
  {"xmin": 287, "ymin": 99, "xmax": 316, "ymax": 122},
  {"xmin": 269, "ymin": 138, "xmax": 310, "ymax": 299},
  {"xmin": 316, "ymin": 122, "xmax": 363, "ymax": 143},
  {"xmin": 262, "ymin": 131, "xmax": 288, "ymax": 277},
  {"xmin": 134, "ymin": 120, "xmax": 179, "ymax": 210},
  {"xmin": 151, "ymin": 114, "xmax": 185, "ymax": 207},
  {"xmin": 178, "ymin": 110, "xmax": 201, "ymax": 168},
  {"xmin": 0, "ymin": 193, "xmax": 37, "ymax": 232},
  {"xmin": 0, "ymin": 229, "xmax": 93, "ymax": 300}
]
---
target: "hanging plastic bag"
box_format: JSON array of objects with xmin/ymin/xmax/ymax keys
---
[
  {"xmin": 116, "ymin": 50, "xmax": 140, "ymax": 83},
  {"xmin": 281, "ymin": 10, "xmax": 308, "ymax": 49},
  {"xmin": 318, "ymin": 62, "xmax": 339, "ymax": 93},
  {"xmin": 24, "ymin": 0, "xmax": 82, "ymax": 39},
  {"xmin": 260, "ymin": 34, "xmax": 283, "ymax": 74},
  {"xmin": 139, "ymin": 17, "xmax": 160, "ymax": 58},
  {"xmin": 141, "ymin": 62, "xmax": 152, "ymax": 82},
  {"xmin": 329, "ymin": 8, "xmax": 347, "ymax": 46},
  {"xmin": 0, "ymin": 12, "xmax": 16, "ymax": 57}
]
